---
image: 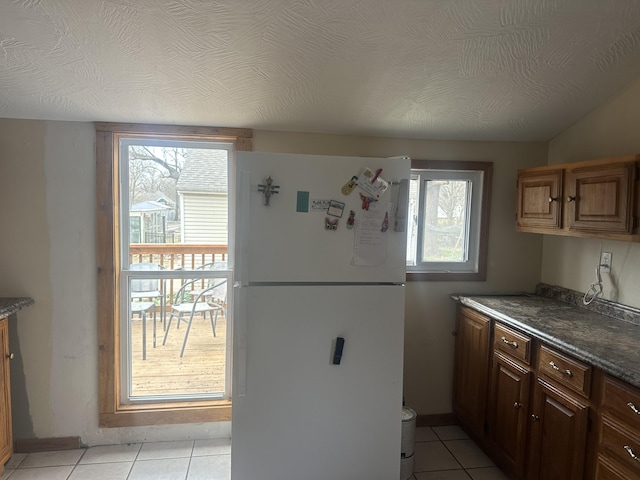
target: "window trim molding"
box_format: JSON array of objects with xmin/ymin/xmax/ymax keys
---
[
  {"xmin": 406, "ymin": 160, "xmax": 493, "ymax": 282},
  {"xmin": 96, "ymin": 122, "xmax": 252, "ymax": 427}
]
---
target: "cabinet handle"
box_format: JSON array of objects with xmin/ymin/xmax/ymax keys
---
[
  {"xmin": 6, "ymin": 353, "xmax": 14, "ymax": 360},
  {"xmin": 567, "ymin": 196, "xmax": 576, "ymax": 202},
  {"xmin": 514, "ymin": 402, "xmax": 522, "ymax": 410},
  {"xmin": 501, "ymin": 336, "xmax": 518, "ymax": 348},
  {"xmin": 549, "ymin": 361, "xmax": 573, "ymax": 377},
  {"xmin": 531, "ymin": 414, "xmax": 539, "ymax": 422},
  {"xmin": 624, "ymin": 445, "xmax": 640, "ymax": 462},
  {"xmin": 627, "ymin": 402, "xmax": 640, "ymax": 415},
  {"xmin": 548, "ymin": 197, "xmax": 557, "ymax": 203}
]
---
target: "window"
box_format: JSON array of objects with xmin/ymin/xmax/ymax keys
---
[
  {"xmin": 96, "ymin": 122, "xmax": 252, "ymax": 427},
  {"xmin": 406, "ymin": 160, "xmax": 492, "ymax": 281}
]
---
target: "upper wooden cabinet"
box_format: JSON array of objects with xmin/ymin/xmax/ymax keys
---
[
  {"xmin": 516, "ymin": 155, "xmax": 640, "ymax": 241},
  {"xmin": 517, "ymin": 168, "xmax": 564, "ymax": 231}
]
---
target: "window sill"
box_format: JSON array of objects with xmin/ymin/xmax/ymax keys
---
[
  {"xmin": 99, "ymin": 400, "xmax": 231, "ymax": 428},
  {"xmin": 407, "ymin": 271, "xmax": 486, "ymax": 282}
]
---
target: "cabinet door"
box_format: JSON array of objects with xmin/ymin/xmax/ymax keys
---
[
  {"xmin": 528, "ymin": 378, "xmax": 589, "ymax": 480},
  {"xmin": 0, "ymin": 317, "xmax": 11, "ymax": 470},
  {"xmin": 487, "ymin": 352, "xmax": 532, "ymax": 480},
  {"xmin": 566, "ymin": 162, "xmax": 635, "ymax": 233},
  {"xmin": 452, "ymin": 307, "xmax": 491, "ymax": 440},
  {"xmin": 516, "ymin": 169, "xmax": 563, "ymax": 231}
]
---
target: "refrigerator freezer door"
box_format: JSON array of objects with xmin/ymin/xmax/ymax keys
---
[
  {"xmin": 232, "ymin": 284, "xmax": 404, "ymax": 480},
  {"xmin": 236, "ymin": 152, "xmax": 410, "ymax": 284}
]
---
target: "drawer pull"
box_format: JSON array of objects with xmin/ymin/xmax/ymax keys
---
[
  {"xmin": 624, "ymin": 445, "xmax": 640, "ymax": 462},
  {"xmin": 531, "ymin": 414, "xmax": 539, "ymax": 422},
  {"xmin": 514, "ymin": 402, "xmax": 522, "ymax": 410},
  {"xmin": 5, "ymin": 353, "xmax": 13, "ymax": 360},
  {"xmin": 501, "ymin": 336, "xmax": 518, "ymax": 348},
  {"xmin": 549, "ymin": 361, "xmax": 573, "ymax": 377},
  {"xmin": 628, "ymin": 402, "xmax": 640, "ymax": 415}
]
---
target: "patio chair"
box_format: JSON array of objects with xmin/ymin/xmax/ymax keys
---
[
  {"xmin": 162, "ymin": 276, "xmax": 226, "ymax": 357},
  {"xmin": 189, "ymin": 261, "xmax": 228, "ymax": 308},
  {"xmin": 130, "ymin": 262, "xmax": 165, "ymax": 351}
]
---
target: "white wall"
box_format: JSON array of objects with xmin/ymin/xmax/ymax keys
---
[
  {"xmin": 544, "ymin": 73, "xmax": 640, "ymax": 308},
  {"xmin": 0, "ymin": 120, "xmax": 546, "ymax": 445},
  {"xmin": 0, "ymin": 120, "xmax": 51, "ymax": 438}
]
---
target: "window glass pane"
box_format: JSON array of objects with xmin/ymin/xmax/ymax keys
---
[
  {"xmin": 128, "ymin": 271, "xmax": 229, "ymax": 400},
  {"xmin": 121, "ymin": 139, "xmax": 233, "ymax": 404},
  {"xmin": 421, "ymin": 180, "xmax": 469, "ymax": 263},
  {"xmin": 126, "ymin": 144, "xmax": 229, "ymax": 268}
]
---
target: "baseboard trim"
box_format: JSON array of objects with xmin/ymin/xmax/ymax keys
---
[
  {"xmin": 416, "ymin": 413, "xmax": 457, "ymax": 428},
  {"xmin": 14, "ymin": 436, "xmax": 82, "ymax": 453}
]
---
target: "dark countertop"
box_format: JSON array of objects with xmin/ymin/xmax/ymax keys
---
[
  {"xmin": 453, "ymin": 293, "xmax": 640, "ymax": 389},
  {"xmin": 0, "ymin": 297, "xmax": 34, "ymax": 318}
]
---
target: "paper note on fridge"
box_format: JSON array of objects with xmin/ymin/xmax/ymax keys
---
[
  {"xmin": 357, "ymin": 168, "xmax": 389, "ymax": 199},
  {"xmin": 352, "ymin": 201, "xmax": 391, "ymax": 266}
]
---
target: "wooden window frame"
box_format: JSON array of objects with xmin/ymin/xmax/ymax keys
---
[
  {"xmin": 96, "ymin": 122, "xmax": 252, "ymax": 427},
  {"xmin": 406, "ymin": 160, "xmax": 492, "ymax": 282}
]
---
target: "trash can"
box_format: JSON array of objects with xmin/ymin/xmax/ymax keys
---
[{"xmin": 400, "ymin": 407, "xmax": 416, "ymax": 480}]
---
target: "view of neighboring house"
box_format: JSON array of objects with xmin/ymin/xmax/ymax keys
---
[
  {"xmin": 176, "ymin": 149, "xmax": 229, "ymax": 245},
  {"xmin": 129, "ymin": 193, "xmax": 177, "ymax": 243}
]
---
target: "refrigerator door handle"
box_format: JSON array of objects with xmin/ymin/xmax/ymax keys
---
[
  {"xmin": 234, "ymin": 284, "xmax": 248, "ymax": 396},
  {"xmin": 236, "ymin": 171, "xmax": 251, "ymax": 286}
]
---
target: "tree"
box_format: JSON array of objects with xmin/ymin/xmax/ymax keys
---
[
  {"xmin": 438, "ymin": 180, "xmax": 467, "ymax": 224},
  {"xmin": 128, "ymin": 146, "xmax": 188, "ymax": 220}
]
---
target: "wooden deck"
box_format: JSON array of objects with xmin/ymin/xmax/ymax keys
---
[{"xmin": 129, "ymin": 309, "xmax": 228, "ymax": 397}]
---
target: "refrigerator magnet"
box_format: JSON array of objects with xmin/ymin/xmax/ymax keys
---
[
  {"xmin": 359, "ymin": 193, "xmax": 376, "ymax": 210},
  {"xmin": 257, "ymin": 176, "xmax": 280, "ymax": 206},
  {"xmin": 327, "ymin": 200, "xmax": 345, "ymax": 218},
  {"xmin": 341, "ymin": 175, "xmax": 359, "ymax": 196},
  {"xmin": 346, "ymin": 210, "xmax": 355, "ymax": 229},
  {"xmin": 325, "ymin": 217, "xmax": 339, "ymax": 230},
  {"xmin": 381, "ymin": 211, "xmax": 389, "ymax": 232},
  {"xmin": 357, "ymin": 168, "xmax": 389, "ymax": 199},
  {"xmin": 311, "ymin": 199, "xmax": 331, "ymax": 212}
]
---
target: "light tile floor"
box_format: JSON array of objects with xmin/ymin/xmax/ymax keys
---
[
  {"xmin": 410, "ymin": 425, "xmax": 509, "ymax": 480},
  {"xmin": 0, "ymin": 438, "xmax": 231, "ymax": 480},
  {"xmin": 0, "ymin": 426, "xmax": 508, "ymax": 480}
]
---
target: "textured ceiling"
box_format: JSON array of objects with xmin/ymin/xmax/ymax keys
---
[{"xmin": 1, "ymin": 1, "xmax": 640, "ymax": 141}]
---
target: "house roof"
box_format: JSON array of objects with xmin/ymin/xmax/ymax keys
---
[
  {"xmin": 1, "ymin": 1, "xmax": 640, "ymax": 142},
  {"xmin": 176, "ymin": 149, "xmax": 228, "ymax": 194},
  {"xmin": 130, "ymin": 200, "xmax": 172, "ymax": 213}
]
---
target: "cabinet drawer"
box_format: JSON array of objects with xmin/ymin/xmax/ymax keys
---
[
  {"xmin": 595, "ymin": 453, "xmax": 639, "ymax": 480},
  {"xmin": 537, "ymin": 345, "xmax": 591, "ymax": 398},
  {"xmin": 494, "ymin": 323, "xmax": 532, "ymax": 365},
  {"xmin": 602, "ymin": 375, "xmax": 640, "ymax": 430},
  {"xmin": 600, "ymin": 416, "xmax": 640, "ymax": 475}
]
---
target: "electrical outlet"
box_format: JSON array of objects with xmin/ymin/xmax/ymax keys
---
[{"xmin": 600, "ymin": 252, "xmax": 612, "ymax": 273}]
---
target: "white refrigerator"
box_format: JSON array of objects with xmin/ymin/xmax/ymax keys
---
[{"xmin": 232, "ymin": 152, "xmax": 410, "ymax": 480}]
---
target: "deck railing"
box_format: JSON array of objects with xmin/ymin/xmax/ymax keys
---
[
  {"xmin": 129, "ymin": 243, "xmax": 229, "ymax": 304},
  {"xmin": 129, "ymin": 243, "xmax": 228, "ymax": 270}
]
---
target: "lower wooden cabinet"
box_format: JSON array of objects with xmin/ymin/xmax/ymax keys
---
[
  {"xmin": 527, "ymin": 378, "xmax": 589, "ymax": 480},
  {"xmin": 452, "ymin": 306, "xmax": 491, "ymax": 441},
  {"xmin": 0, "ymin": 316, "xmax": 12, "ymax": 475},
  {"xmin": 453, "ymin": 305, "xmax": 598, "ymax": 480},
  {"xmin": 596, "ymin": 375, "xmax": 640, "ymax": 479},
  {"xmin": 486, "ymin": 352, "xmax": 532, "ymax": 479}
]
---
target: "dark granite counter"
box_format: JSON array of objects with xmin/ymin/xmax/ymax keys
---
[
  {"xmin": 0, "ymin": 297, "xmax": 34, "ymax": 318},
  {"xmin": 452, "ymin": 290, "xmax": 640, "ymax": 389}
]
